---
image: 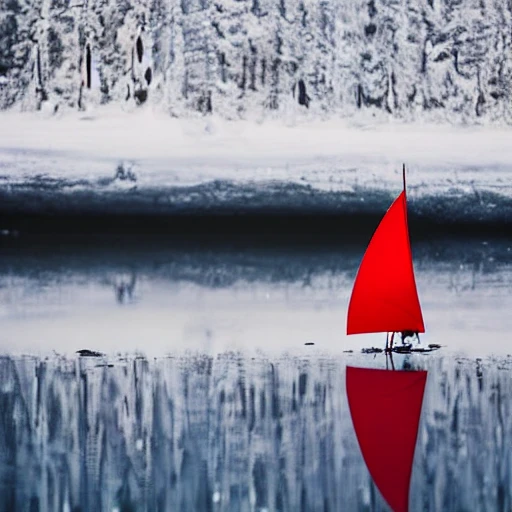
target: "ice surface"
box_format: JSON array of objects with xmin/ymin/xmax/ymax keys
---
[{"xmin": 1, "ymin": 238, "xmax": 511, "ymax": 359}]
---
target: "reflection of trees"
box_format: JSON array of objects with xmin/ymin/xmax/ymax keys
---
[
  {"xmin": 114, "ymin": 273, "xmax": 137, "ymax": 304},
  {"xmin": 446, "ymin": 241, "xmax": 509, "ymax": 295},
  {"xmin": 101, "ymin": 272, "xmax": 138, "ymax": 305},
  {"xmin": 0, "ymin": 355, "xmax": 511, "ymax": 511}
]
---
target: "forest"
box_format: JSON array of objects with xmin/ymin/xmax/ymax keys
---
[{"xmin": 0, "ymin": 0, "xmax": 511, "ymax": 123}]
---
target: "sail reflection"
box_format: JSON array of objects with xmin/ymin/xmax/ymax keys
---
[
  {"xmin": 346, "ymin": 366, "xmax": 428, "ymax": 512},
  {"xmin": 0, "ymin": 354, "xmax": 511, "ymax": 511}
]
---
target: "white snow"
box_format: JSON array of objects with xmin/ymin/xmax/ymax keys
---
[{"xmin": 0, "ymin": 108, "xmax": 511, "ymax": 169}]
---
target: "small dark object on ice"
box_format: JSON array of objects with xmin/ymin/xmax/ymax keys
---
[
  {"xmin": 305, "ymin": 342, "xmax": 315, "ymax": 346},
  {"xmin": 343, "ymin": 350, "xmax": 354, "ymax": 353},
  {"xmin": 392, "ymin": 344, "xmax": 413, "ymax": 354},
  {"xmin": 428, "ymin": 344, "xmax": 441, "ymax": 349},
  {"xmin": 77, "ymin": 349, "xmax": 104, "ymax": 357},
  {"xmin": 362, "ymin": 347, "xmax": 383, "ymax": 354}
]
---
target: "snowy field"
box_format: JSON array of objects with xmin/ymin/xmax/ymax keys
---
[{"xmin": 3, "ymin": 108, "xmax": 512, "ymax": 167}]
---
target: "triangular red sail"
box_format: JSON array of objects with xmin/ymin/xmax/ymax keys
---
[
  {"xmin": 346, "ymin": 366, "xmax": 427, "ymax": 512},
  {"xmin": 346, "ymin": 191, "xmax": 424, "ymax": 335}
]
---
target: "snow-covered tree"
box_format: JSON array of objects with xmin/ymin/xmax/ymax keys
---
[{"xmin": 0, "ymin": 0, "xmax": 42, "ymax": 110}]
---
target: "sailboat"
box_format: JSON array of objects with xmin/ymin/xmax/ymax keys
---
[
  {"xmin": 345, "ymin": 165, "xmax": 430, "ymax": 512},
  {"xmin": 346, "ymin": 164, "xmax": 440, "ymax": 353}
]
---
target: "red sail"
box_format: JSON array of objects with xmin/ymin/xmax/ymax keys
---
[
  {"xmin": 346, "ymin": 366, "xmax": 427, "ymax": 512},
  {"xmin": 346, "ymin": 191, "xmax": 424, "ymax": 335}
]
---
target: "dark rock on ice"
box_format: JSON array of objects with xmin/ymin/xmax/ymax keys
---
[{"xmin": 76, "ymin": 349, "xmax": 104, "ymax": 357}]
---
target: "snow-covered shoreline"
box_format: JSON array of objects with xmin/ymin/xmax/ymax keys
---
[{"xmin": 1, "ymin": 109, "xmax": 511, "ymax": 224}]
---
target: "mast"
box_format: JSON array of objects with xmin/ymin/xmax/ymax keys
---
[{"xmin": 403, "ymin": 163, "xmax": 406, "ymax": 198}]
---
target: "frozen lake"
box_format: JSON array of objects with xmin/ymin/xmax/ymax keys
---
[
  {"xmin": 0, "ymin": 235, "xmax": 511, "ymax": 511},
  {"xmin": 1, "ymin": 235, "xmax": 511, "ymax": 359}
]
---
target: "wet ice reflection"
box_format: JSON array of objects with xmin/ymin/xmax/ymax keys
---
[{"xmin": 0, "ymin": 353, "xmax": 511, "ymax": 512}]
